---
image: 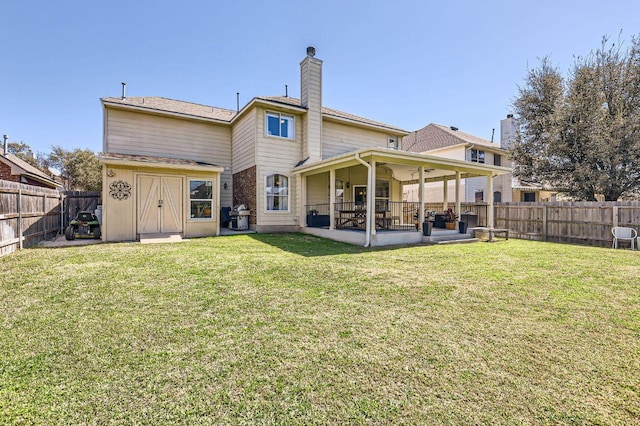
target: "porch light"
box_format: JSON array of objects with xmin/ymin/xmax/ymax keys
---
[
  {"xmin": 107, "ymin": 169, "xmax": 115, "ymax": 177},
  {"xmin": 224, "ymin": 182, "xmax": 228, "ymax": 190}
]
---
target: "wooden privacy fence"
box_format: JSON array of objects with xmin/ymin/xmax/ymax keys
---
[
  {"xmin": 0, "ymin": 181, "xmax": 63, "ymax": 256},
  {"xmin": 495, "ymin": 201, "xmax": 640, "ymax": 247},
  {"xmin": 0, "ymin": 182, "xmax": 102, "ymax": 257},
  {"xmin": 63, "ymin": 191, "xmax": 101, "ymax": 227}
]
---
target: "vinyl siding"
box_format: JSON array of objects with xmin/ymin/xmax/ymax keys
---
[
  {"xmin": 105, "ymin": 107, "xmax": 233, "ymax": 208},
  {"xmin": 306, "ymin": 173, "xmax": 329, "ymax": 206},
  {"xmin": 301, "ymin": 56, "xmax": 323, "ymax": 161},
  {"xmin": 255, "ymin": 107, "xmax": 304, "ymax": 226},
  {"xmin": 322, "ymin": 121, "xmax": 389, "ymax": 159},
  {"xmin": 231, "ymin": 109, "xmax": 257, "ymax": 173}
]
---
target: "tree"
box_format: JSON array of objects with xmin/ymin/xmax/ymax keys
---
[
  {"xmin": 7, "ymin": 142, "xmax": 51, "ymax": 174},
  {"xmin": 45, "ymin": 146, "xmax": 102, "ymax": 191},
  {"xmin": 511, "ymin": 35, "xmax": 640, "ymax": 201}
]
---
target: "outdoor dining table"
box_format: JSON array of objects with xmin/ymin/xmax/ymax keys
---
[{"xmin": 336, "ymin": 209, "xmax": 390, "ymax": 229}]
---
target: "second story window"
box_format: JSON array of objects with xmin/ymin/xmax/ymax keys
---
[
  {"xmin": 471, "ymin": 148, "xmax": 485, "ymax": 163},
  {"xmin": 266, "ymin": 112, "xmax": 294, "ymax": 139},
  {"xmin": 388, "ymin": 135, "xmax": 398, "ymax": 150},
  {"xmin": 494, "ymin": 153, "xmax": 502, "ymax": 166}
]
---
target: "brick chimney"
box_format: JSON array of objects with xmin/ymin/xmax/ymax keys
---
[{"xmin": 300, "ymin": 46, "xmax": 322, "ymax": 162}]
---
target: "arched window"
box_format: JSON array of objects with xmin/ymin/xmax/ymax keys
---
[{"xmin": 266, "ymin": 174, "xmax": 289, "ymax": 211}]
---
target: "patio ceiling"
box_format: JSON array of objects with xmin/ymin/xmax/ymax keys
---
[{"xmin": 292, "ymin": 147, "xmax": 511, "ymax": 183}]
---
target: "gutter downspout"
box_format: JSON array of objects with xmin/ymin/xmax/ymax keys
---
[{"xmin": 355, "ymin": 152, "xmax": 372, "ymax": 247}]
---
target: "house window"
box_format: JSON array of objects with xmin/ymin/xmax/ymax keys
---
[
  {"xmin": 266, "ymin": 112, "xmax": 294, "ymax": 139},
  {"xmin": 475, "ymin": 190, "xmax": 484, "ymax": 203},
  {"xmin": 523, "ymin": 192, "xmax": 536, "ymax": 202},
  {"xmin": 494, "ymin": 191, "xmax": 502, "ymax": 202},
  {"xmin": 190, "ymin": 179, "xmax": 214, "ymax": 219},
  {"xmin": 388, "ymin": 135, "xmax": 398, "ymax": 150},
  {"xmin": 471, "ymin": 149, "xmax": 485, "ymax": 163},
  {"xmin": 494, "ymin": 154, "xmax": 502, "ymax": 166},
  {"xmin": 266, "ymin": 174, "xmax": 289, "ymax": 211},
  {"xmin": 335, "ymin": 179, "xmax": 344, "ymax": 208},
  {"xmin": 375, "ymin": 179, "xmax": 390, "ymax": 210}
]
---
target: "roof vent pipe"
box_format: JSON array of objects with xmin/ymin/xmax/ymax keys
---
[
  {"xmin": 3, "ymin": 134, "xmax": 8, "ymax": 156},
  {"xmin": 236, "ymin": 92, "xmax": 240, "ymax": 112},
  {"xmin": 306, "ymin": 46, "xmax": 316, "ymax": 57},
  {"xmin": 121, "ymin": 82, "xmax": 126, "ymax": 100},
  {"xmin": 285, "ymin": 84, "xmax": 288, "ymax": 97}
]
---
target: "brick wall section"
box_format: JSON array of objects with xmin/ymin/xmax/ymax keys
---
[
  {"xmin": 0, "ymin": 161, "xmax": 19, "ymax": 183},
  {"xmin": 233, "ymin": 165, "xmax": 257, "ymax": 224}
]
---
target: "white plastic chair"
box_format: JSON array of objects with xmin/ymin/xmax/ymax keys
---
[{"xmin": 611, "ymin": 227, "xmax": 637, "ymax": 250}]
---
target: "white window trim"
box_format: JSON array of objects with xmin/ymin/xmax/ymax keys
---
[
  {"xmin": 188, "ymin": 177, "xmax": 215, "ymax": 221},
  {"xmin": 388, "ymin": 135, "xmax": 398, "ymax": 150},
  {"xmin": 264, "ymin": 173, "xmax": 291, "ymax": 213},
  {"xmin": 470, "ymin": 148, "xmax": 486, "ymax": 164},
  {"xmin": 265, "ymin": 111, "xmax": 295, "ymax": 140}
]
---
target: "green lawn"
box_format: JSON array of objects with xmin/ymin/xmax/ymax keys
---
[{"xmin": 1, "ymin": 234, "xmax": 639, "ymax": 425}]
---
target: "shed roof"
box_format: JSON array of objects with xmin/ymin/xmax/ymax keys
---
[{"xmin": 100, "ymin": 152, "xmax": 224, "ymax": 172}]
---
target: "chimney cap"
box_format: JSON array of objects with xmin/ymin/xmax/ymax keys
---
[{"xmin": 306, "ymin": 46, "xmax": 316, "ymax": 57}]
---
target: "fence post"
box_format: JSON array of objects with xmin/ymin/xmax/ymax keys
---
[
  {"xmin": 612, "ymin": 206, "xmax": 619, "ymax": 228},
  {"xmin": 17, "ymin": 189, "xmax": 23, "ymax": 250},
  {"xmin": 542, "ymin": 204, "xmax": 547, "ymax": 241},
  {"xmin": 60, "ymin": 192, "xmax": 64, "ymax": 235},
  {"xmin": 42, "ymin": 193, "xmax": 47, "ymax": 240}
]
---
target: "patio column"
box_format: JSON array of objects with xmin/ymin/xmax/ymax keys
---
[
  {"xmin": 418, "ymin": 167, "xmax": 424, "ymax": 224},
  {"xmin": 487, "ymin": 174, "xmax": 494, "ymax": 227},
  {"xmin": 370, "ymin": 160, "xmax": 376, "ymax": 235},
  {"xmin": 443, "ymin": 177, "xmax": 448, "ymax": 212},
  {"xmin": 455, "ymin": 171, "xmax": 461, "ymax": 218},
  {"xmin": 329, "ymin": 169, "xmax": 335, "ymax": 230},
  {"xmin": 300, "ymin": 174, "xmax": 307, "ymax": 227}
]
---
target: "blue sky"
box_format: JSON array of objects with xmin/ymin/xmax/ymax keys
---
[{"xmin": 2, "ymin": 0, "xmax": 639, "ymax": 155}]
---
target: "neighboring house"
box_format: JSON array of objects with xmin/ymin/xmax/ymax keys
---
[
  {"xmin": 100, "ymin": 47, "xmax": 510, "ymax": 246},
  {"xmin": 0, "ymin": 147, "xmax": 59, "ymax": 189},
  {"xmin": 402, "ymin": 123, "xmax": 512, "ymax": 203},
  {"xmin": 500, "ymin": 114, "xmax": 558, "ymax": 202}
]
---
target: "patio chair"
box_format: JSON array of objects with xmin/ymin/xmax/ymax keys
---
[{"xmin": 611, "ymin": 226, "xmax": 637, "ymax": 250}]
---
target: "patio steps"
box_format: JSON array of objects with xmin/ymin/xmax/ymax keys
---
[
  {"xmin": 430, "ymin": 237, "xmax": 480, "ymax": 245},
  {"xmin": 425, "ymin": 229, "xmax": 478, "ymax": 245},
  {"xmin": 140, "ymin": 233, "xmax": 184, "ymax": 244}
]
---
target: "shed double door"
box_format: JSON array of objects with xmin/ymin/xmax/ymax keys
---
[{"xmin": 137, "ymin": 175, "xmax": 183, "ymax": 234}]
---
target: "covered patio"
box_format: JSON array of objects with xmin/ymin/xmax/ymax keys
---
[{"xmin": 293, "ymin": 147, "xmax": 510, "ymax": 247}]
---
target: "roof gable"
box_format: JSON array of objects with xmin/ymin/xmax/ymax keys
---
[
  {"xmin": 0, "ymin": 149, "xmax": 59, "ymax": 188},
  {"xmin": 405, "ymin": 123, "xmax": 501, "ymax": 153}
]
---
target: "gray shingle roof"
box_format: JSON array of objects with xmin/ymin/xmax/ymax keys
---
[
  {"xmin": 102, "ymin": 95, "xmax": 407, "ymax": 133},
  {"xmin": 102, "ymin": 97, "xmax": 237, "ymax": 122},
  {"xmin": 258, "ymin": 96, "xmax": 407, "ymax": 133},
  {"xmin": 100, "ymin": 152, "xmax": 221, "ymax": 168},
  {"xmin": 0, "ymin": 148, "xmax": 59, "ymax": 187},
  {"xmin": 404, "ymin": 123, "xmax": 501, "ymax": 153}
]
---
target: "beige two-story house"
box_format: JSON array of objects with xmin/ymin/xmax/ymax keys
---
[
  {"xmin": 101, "ymin": 47, "xmax": 510, "ymax": 246},
  {"xmin": 403, "ymin": 123, "xmax": 512, "ymax": 204}
]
